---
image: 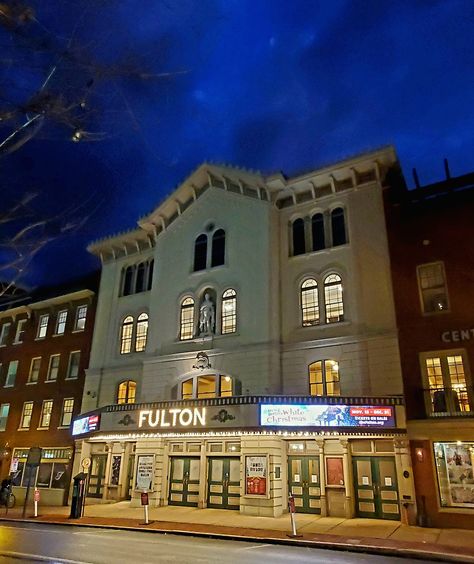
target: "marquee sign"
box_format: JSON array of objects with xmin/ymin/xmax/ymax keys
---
[
  {"xmin": 260, "ymin": 404, "xmax": 395, "ymax": 428},
  {"xmin": 72, "ymin": 414, "xmax": 100, "ymax": 436},
  {"xmin": 138, "ymin": 407, "xmax": 206, "ymax": 428}
]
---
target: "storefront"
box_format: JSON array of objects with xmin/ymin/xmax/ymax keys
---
[{"xmin": 70, "ymin": 396, "xmax": 416, "ymax": 522}]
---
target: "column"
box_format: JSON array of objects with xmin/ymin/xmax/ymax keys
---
[
  {"xmin": 341, "ymin": 439, "xmax": 353, "ymax": 518},
  {"xmin": 316, "ymin": 439, "xmax": 327, "ymax": 516}
]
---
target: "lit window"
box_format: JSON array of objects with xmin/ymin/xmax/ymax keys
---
[
  {"xmin": 324, "ymin": 274, "xmax": 344, "ymax": 323},
  {"xmin": 424, "ymin": 352, "xmax": 470, "ymax": 414},
  {"xmin": 220, "ymin": 375, "xmax": 233, "ymax": 397},
  {"xmin": 5, "ymin": 360, "xmax": 18, "ymax": 387},
  {"xmin": 301, "ymin": 279, "xmax": 319, "ymax": 326},
  {"xmin": 39, "ymin": 400, "xmax": 53, "ymax": 429},
  {"xmin": 194, "ymin": 234, "xmax": 208, "ymax": 271},
  {"xmin": 60, "ymin": 398, "xmax": 74, "ymax": 427},
  {"xmin": 181, "ymin": 378, "xmax": 193, "ymax": 400},
  {"xmin": 331, "ymin": 207, "xmax": 347, "ymax": 246},
  {"xmin": 211, "ymin": 229, "xmax": 226, "ymax": 267},
  {"xmin": 180, "ymin": 298, "xmax": 195, "ymax": 340},
  {"xmin": 0, "ymin": 403, "xmax": 10, "ymax": 432},
  {"xmin": 117, "ymin": 380, "xmax": 136, "ymax": 404},
  {"xmin": 312, "ymin": 213, "xmax": 325, "ymax": 251},
  {"xmin": 28, "ymin": 357, "xmax": 41, "ymax": 384},
  {"xmin": 66, "ymin": 351, "xmax": 80, "ymax": 379},
  {"xmin": 135, "ymin": 313, "xmax": 148, "ymax": 352},
  {"xmin": 120, "ymin": 316, "xmax": 134, "ymax": 353},
  {"xmin": 55, "ymin": 310, "xmax": 68, "ymax": 335},
  {"xmin": 14, "ymin": 319, "xmax": 27, "ymax": 343},
  {"xmin": 417, "ymin": 262, "xmax": 449, "ymax": 313},
  {"xmin": 37, "ymin": 314, "xmax": 49, "ymax": 339},
  {"xmin": 46, "ymin": 354, "xmax": 60, "ymax": 381},
  {"xmin": 179, "ymin": 374, "xmax": 235, "ymax": 399},
  {"xmin": 0, "ymin": 323, "xmax": 11, "ymax": 346},
  {"xmin": 20, "ymin": 401, "xmax": 34, "ymax": 429},
  {"xmin": 221, "ymin": 289, "xmax": 237, "ymax": 334},
  {"xmin": 292, "ymin": 218, "xmax": 306, "ymax": 256},
  {"xmin": 433, "ymin": 442, "xmax": 474, "ymax": 509},
  {"xmin": 75, "ymin": 305, "xmax": 87, "ymax": 331},
  {"xmin": 197, "ymin": 375, "xmax": 216, "ymax": 398},
  {"xmin": 309, "ymin": 360, "xmax": 340, "ymax": 396}
]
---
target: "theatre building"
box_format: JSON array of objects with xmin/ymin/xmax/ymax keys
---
[
  {"xmin": 71, "ymin": 146, "xmax": 416, "ymax": 521},
  {"xmin": 0, "ymin": 278, "xmax": 97, "ymax": 505},
  {"xmin": 385, "ymin": 167, "xmax": 474, "ymax": 529}
]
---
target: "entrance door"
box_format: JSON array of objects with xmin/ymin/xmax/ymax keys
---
[
  {"xmin": 88, "ymin": 455, "xmax": 106, "ymax": 498},
  {"xmin": 353, "ymin": 456, "xmax": 400, "ymax": 520},
  {"xmin": 168, "ymin": 457, "xmax": 200, "ymax": 506},
  {"xmin": 288, "ymin": 456, "xmax": 321, "ymax": 514},
  {"xmin": 207, "ymin": 457, "xmax": 240, "ymax": 510}
]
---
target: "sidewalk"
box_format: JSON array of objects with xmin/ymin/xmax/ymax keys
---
[{"xmin": 2, "ymin": 501, "xmax": 474, "ymax": 562}]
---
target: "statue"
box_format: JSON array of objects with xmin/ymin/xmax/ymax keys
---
[{"xmin": 199, "ymin": 293, "xmax": 215, "ymax": 335}]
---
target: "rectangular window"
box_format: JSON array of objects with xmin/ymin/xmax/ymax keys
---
[
  {"xmin": 5, "ymin": 360, "xmax": 18, "ymax": 387},
  {"xmin": 39, "ymin": 400, "xmax": 53, "ymax": 429},
  {"xmin": 55, "ymin": 310, "xmax": 68, "ymax": 335},
  {"xmin": 0, "ymin": 322, "xmax": 11, "ymax": 346},
  {"xmin": 60, "ymin": 398, "xmax": 74, "ymax": 427},
  {"xmin": 28, "ymin": 357, "xmax": 41, "ymax": 384},
  {"xmin": 20, "ymin": 401, "xmax": 34, "ymax": 429},
  {"xmin": 197, "ymin": 375, "xmax": 216, "ymax": 399},
  {"xmin": 75, "ymin": 305, "xmax": 87, "ymax": 331},
  {"xmin": 46, "ymin": 354, "xmax": 60, "ymax": 381},
  {"xmin": 0, "ymin": 403, "xmax": 9, "ymax": 431},
  {"xmin": 434, "ymin": 442, "xmax": 474, "ymax": 509},
  {"xmin": 66, "ymin": 351, "xmax": 80, "ymax": 379},
  {"xmin": 37, "ymin": 314, "xmax": 49, "ymax": 339},
  {"xmin": 422, "ymin": 350, "xmax": 471, "ymax": 415},
  {"xmin": 14, "ymin": 319, "xmax": 27, "ymax": 343},
  {"xmin": 417, "ymin": 262, "xmax": 449, "ymax": 313}
]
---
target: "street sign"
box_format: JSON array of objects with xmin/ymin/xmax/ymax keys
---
[
  {"xmin": 141, "ymin": 491, "xmax": 149, "ymax": 506},
  {"xmin": 26, "ymin": 447, "xmax": 42, "ymax": 467},
  {"xmin": 81, "ymin": 457, "xmax": 91, "ymax": 470}
]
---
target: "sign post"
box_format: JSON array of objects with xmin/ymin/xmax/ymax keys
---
[
  {"xmin": 140, "ymin": 490, "xmax": 153, "ymax": 525},
  {"xmin": 33, "ymin": 488, "xmax": 40, "ymax": 518},
  {"xmin": 81, "ymin": 458, "xmax": 91, "ymax": 518},
  {"xmin": 22, "ymin": 447, "xmax": 42, "ymax": 519}
]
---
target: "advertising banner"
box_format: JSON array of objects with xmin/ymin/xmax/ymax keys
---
[
  {"xmin": 260, "ymin": 404, "xmax": 395, "ymax": 428},
  {"xmin": 135, "ymin": 455, "xmax": 154, "ymax": 491},
  {"xmin": 72, "ymin": 414, "xmax": 100, "ymax": 436},
  {"xmin": 245, "ymin": 455, "xmax": 267, "ymax": 496}
]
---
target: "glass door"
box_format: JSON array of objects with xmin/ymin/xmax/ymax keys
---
[
  {"xmin": 207, "ymin": 457, "xmax": 240, "ymax": 509},
  {"xmin": 168, "ymin": 457, "xmax": 200, "ymax": 506},
  {"xmin": 288, "ymin": 456, "xmax": 321, "ymax": 514}
]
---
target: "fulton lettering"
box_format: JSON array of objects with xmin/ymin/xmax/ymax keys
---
[{"xmin": 139, "ymin": 408, "xmax": 206, "ymax": 429}]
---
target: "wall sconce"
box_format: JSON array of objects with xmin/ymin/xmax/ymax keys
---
[{"xmin": 415, "ymin": 447, "xmax": 424, "ymax": 463}]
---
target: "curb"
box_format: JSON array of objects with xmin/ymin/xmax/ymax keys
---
[{"xmin": 2, "ymin": 517, "xmax": 474, "ymax": 563}]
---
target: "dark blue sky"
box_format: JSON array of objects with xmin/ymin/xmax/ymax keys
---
[{"xmin": 2, "ymin": 0, "xmax": 473, "ymax": 288}]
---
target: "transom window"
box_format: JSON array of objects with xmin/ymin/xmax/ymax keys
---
[
  {"xmin": 309, "ymin": 360, "xmax": 341, "ymax": 396},
  {"xmin": 180, "ymin": 297, "xmax": 195, "ymax": 340},
  {"xmin": 117, "ymin": 380, "xmax": 137, "ymax": 404},
  {"xmin": 417, "ymin": 262, "xmax": 449, "ymax": 313},
  {"xmin": 180, "ymin": 374, "xmax": 237, "ymax": 400},
  {"xmin": 301, "ymin": 279, "xmax": 319, "ymax": 326},
  {"xmin": 221, "ymin": 289, "xmax": 237, "ymax": 334}
]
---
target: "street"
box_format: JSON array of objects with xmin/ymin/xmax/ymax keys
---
[{"xmin": 0, "ymin": 522, "xmax": 437, "ymax": 563}]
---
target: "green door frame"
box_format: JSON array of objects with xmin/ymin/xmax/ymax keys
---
[
  {"xmin": 207, "ymin": 457, "xmax": 240, "ymax": 510},
  {"xmin": 353, "ymin": 456, "xmax": 400, "ymax": 520},
  {"xmin": 168, "ymin": 457, "xmax": 200, "ymax": 507},
  {"xmin": 88, "ymin": 455, "xmax": 106, "ymax": 498},
  {"xmin": 288, "ymin": 456, "xmax": 321, "ymax": 514}
]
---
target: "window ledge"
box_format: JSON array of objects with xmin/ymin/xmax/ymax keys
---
[
  {"xmin": 17, "ymin": 428, "xmax": 30, "ymax": 431},
  {"xmin": 53, "ymin": 333, "xmax": 65, "ymax": 338},
  {"xmin": 0, "ymin": 344, "xmax": 6, "ymax": 348},
  {"xmin": 36, "ymin": 427, "xmax": 50, "ymax": 431},
  {"xmin": 35, "ymin": 337, "xmax": 46, "ymax": 341},
  {"xmin": 65, "ymin": 377, "xmax": 79, "ymax": 381},
  {"xmin": 3, "ymin": 385, "xmax": 15, "ymax": 389},
  {"xmin": 301, "ymin": 320, "xmax": 351, "ymax": 330},
  {"xmin": 72, "ymin": 329, "xmax": 85, "ymax": 334},
  {"xmin": 12, "ymin": 341, "xmax": 23, "ymax": 345},
  {"xmin": 45, "ymin": 380, "xmax": 57, "ymax": 384},
  {"xmin": 26, "ymin": 381, "xmax": 38, "ymax": 385},
  {"xmin": 57, "ymin": 425, "xmax": 70, "ymax": 430},
  {"xmin": 289, "ymin": 243, "xmax": 350, "ymax": 260}
]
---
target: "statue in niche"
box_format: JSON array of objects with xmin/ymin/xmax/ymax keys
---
[{"xmin": 199, "ymin": 293, "xmax": 215, "ymax": 335}]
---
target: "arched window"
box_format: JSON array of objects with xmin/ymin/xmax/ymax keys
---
[
  {"xmin": 301, "ymin": 279, "xmax": 319, "ymax": 326},
  {"xmin": 117, "ymin": 380, "xmax": 137, "ymax": 404},
  {"xmin": 135, "ymin": 312, "xmax": 148, "ymax": 352},
  {"xmin": 180, "ymin": 297, "xmax": 195, "ymax": 340},
  {"xmin": 194, "ymin": 234, "xmax": 207, "ymax": 271},
  {"xmin": 292, "ymin": 218, "xmax": 306, "ymax": 256},
  {"xmin": 211, "ymin": 229, "xmax": 226, "ymax": 267},
  {"xmin": 324, "ymin": 274, "xmax": 344, "ymax": 323},
  {"xmin": 312, "ymin": 213, "xmax": 325, "ymax": 251},
  {"xmin": 135, "ymin": 262, "xmax": 146, "ymax": 293},
  {"xmin": 331, "ymin": 207, "xmax": 346, "ymax": 246},
  {"xmin": 221, "ymin": 288, "xmax": 236, "ymax": 334},
  {"xmin": 147, "ymin": 259, "xmax": 154, "ymax": 291},
  {"xmin": 123, "ymin": 266, "xmax": 134, "ymax": 296},
  {"xmin": 120, "ymin": 316, "xmax": 134, "ymax": 354},
  {"xmin": 309, "ymin": 360, "xmax": 340, "ymax": 396},
  {"xmin": 179, "ymin": 374, "xmax": 238, "ymax": 399}
]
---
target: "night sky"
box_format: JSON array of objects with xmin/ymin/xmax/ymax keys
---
[{"xmin": 1, "ymin": 0, "xmax": 473, "ymax": 289}]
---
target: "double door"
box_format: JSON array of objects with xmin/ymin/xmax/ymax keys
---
[
  {"xmin": 168, "ymin": 457, "xmax": 200, "ymax": 506},
  {"xmin": 288, "ymin": 456, "xmax": 321, "ymax": 514},
  {"xmin": 207, "ymin": 457, "xmax": 240, "ymax": 510},
  {"xmin": 353, "ymin": 456, "xmax": 400, "ymax": 520},
  {"xmin": 88, "ymin": 455, "xmax": 106, "ymax": 498}
]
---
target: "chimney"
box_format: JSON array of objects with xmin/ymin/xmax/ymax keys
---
[
  {"xmin": 444, "ymin": 158, "xmax": 451, "ymax": 180},
  {"xmin": 412, "ymin": 167, "xmax": 421, "ymax": 189}
]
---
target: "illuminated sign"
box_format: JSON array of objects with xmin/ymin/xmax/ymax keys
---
[
  {"xmin": 138, "ymin": 408, "xmax": 206, "ymax": 429},
  {"xmin": 72, "ymin": 414, "xmax": 100, "ymax": 436},
  {"xmin": 260, "ymin": 404, "xmax": 395, "ymax": 428}
]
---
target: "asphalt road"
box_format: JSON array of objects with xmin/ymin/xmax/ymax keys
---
[{"xmin": 0, "ymin": 522, "xmax": 435, "ymax": 564}]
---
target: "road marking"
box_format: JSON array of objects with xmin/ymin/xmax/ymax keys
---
[
  {"xmin": 0, "ymin": 551, "xmax": 92, "ymax": 564},
  {"xmin": 239, "ymin": 543, "xmax": 271, "ymax": 550}
]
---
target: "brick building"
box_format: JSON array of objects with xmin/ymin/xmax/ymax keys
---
[
  {"xmin": 0, "ymin": 276, "xmax": 97, "ymax": 505},
  {"xmin": 385, "ymin": 168, "xmax": 474, "ymax": 528}
]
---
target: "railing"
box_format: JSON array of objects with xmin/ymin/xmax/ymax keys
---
[{"xmin": 424, "ymin": 386, "xmax": 473, "ymax": 417}]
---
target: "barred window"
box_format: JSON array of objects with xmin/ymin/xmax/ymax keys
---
[
  {"xmin": 135, "ymin": 313, "xmax": 148, "ymax": 352},
  {"xmin": 120, "ymin": 316, "xmax": 134, "ymax": 354},
  {"xmin": 221, "ymin": 289, "xmax": 237, "ymax": 334},
  {"xmin": 301, "ymin": 279, "xmax": 319, "ymax": 326},
  {"xmin": 180, "ymin": 297, "xmax": 195, "ymax": 340},
  {"xmin": 324, "ymin": 274, "xmax": 344, "ymax": 323}
]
